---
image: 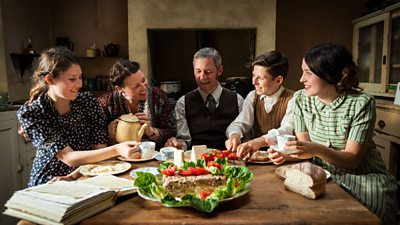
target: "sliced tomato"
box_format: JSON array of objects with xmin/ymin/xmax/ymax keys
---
[
  {"xmin": 212, "ymin": 149, "xmax": 222, "ymax": 155},
  {"xmin": 234, "ymin": 178, "xmax": 240, "ymax": 187},
  {"xmin": 188, "ymin": 166, "xmax": 201, "ymax": 175},
  {"xmin": 214, "ymin": 153, "xmax": 224, "ymax": 158},
  {"xmin": 199, "ymin": 191, "xmax": 210, "ymax": 200},
  {"xmin": 161, "ymin": 165, "xmax": 176, "ymax": 176},
  {"xmin": 228, "ymin": 153, "xmax": 238, "ymax": 160},
  {"xmin": 207, "ymin": 161, "xmax": 222, "ymax": 170},
  {"xmin": 221, "ymin": 150, "xmax": 231, "ymax": 157},
  {"xmin": 201, "ymin": 153, "xmax": 214, "ymax": 162},
  {"xmin": 178, "ymin": 169, "xmax": 193, "ymax": 176},
  {"xmin": 195, "ymin": 167, "xmax": 209, "ymax": 175}
]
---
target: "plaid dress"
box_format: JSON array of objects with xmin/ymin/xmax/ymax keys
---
[
  {"xmin": 293, "ymin": 90, "xmax": 397, "ymax": 225},
  {"xmin": 97, "ymin": 86, "xmax": 176, "ymax": 147}
]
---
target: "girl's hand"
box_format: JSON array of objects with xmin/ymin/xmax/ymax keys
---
[
  {"xmin": 115, "ymin": 141, "xmax": 141, "ymax": 159},
  {"xmin": 47, "ymin": 167, "xmax": 82, "ymax": 183}
]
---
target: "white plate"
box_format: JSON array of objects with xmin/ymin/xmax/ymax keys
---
[
  {"xmin": 275, "ymin": 163, "xmax": 331, "ymax": 180},
  {"xmin": 245, "ymin": 151, "xmax": 273, "ymax": 164},
  {"xmin": 137, "ymin": 185, "xmax": 250, "ymax": 206},
  {"xmin": 80, "ymin": 160, "xmax": 131, "ymax": 176},
  {"xmin": 118, "ymin": 152, "xmax": 159, "ymax": 162},
  {"xmin": 130, "ymin": 167, "xmax": 159, "ymax": 178},
  {"xmin": 245, "ymin": 158, "xmax": 273, "ymax": 164},
  {"xmin": 270, "ymin": 145, "xmax": 300, "ymax": 155}
]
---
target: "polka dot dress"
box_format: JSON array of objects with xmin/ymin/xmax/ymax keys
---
[{"xmin": 17, "ymin": 92, "xmax": 108, "ymax": 187}]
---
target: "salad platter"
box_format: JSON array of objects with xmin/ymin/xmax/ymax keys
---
[{"xmin": 134, "ymin": 156, "xmax": 253, "ymax": 212}]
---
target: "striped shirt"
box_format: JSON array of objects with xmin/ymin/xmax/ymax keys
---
[{"xmin": 293, "ymin": 90, "xmax": 397, "ymax": 225}]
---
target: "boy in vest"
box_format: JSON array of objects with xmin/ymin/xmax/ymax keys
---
[
  {"xmin": 165, "ymin": 47, "xmax": 244, "ymax": 150},
  {"xmin": 225, "ymin": 51, "xmax": 294, "ymax": 159}
]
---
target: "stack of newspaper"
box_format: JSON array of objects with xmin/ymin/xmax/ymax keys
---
[{"xmin": 3, "ymin": 175, "xmax": 135, "ymax": 225}]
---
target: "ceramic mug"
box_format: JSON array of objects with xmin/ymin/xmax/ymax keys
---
[
  {"xmin": 140, "ymin": 142, "xmax": 156, "ymax": 159},
  {"xmin": 160, "ymin": 147, "xmax": 176, "ymax": 159},
  {"xmin": 276, "ymin": 135, "xmax": 296, "ymax": 151},
  {"xmin": 141, "ymin": 141, "xmax": 156, "ymax": 151}
]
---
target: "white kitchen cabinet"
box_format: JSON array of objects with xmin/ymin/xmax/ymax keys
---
[
  {"xmin": 0, "ymin": 110, "xmax": 35, "ymax": 225},
  {"xmin": 352, "ymin": 2, "xmax": 400, "ymax": 97}
]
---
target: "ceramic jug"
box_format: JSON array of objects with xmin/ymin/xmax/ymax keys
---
[{"xmin": 115, "ymin": 113, "xmax": 148, "ymax": 142}]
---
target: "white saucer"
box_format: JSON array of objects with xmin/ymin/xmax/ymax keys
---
[
  {"xmin": 117, "ymin": 152, "xmax": 159, "ymax": 162},
  {"xmin": 130, "ymin": 167, "xmax": 159, "ymax": 178}
]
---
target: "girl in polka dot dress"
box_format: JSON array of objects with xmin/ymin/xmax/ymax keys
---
[{"xmin": 17, "ymin": 47, "xmax": 141, "ymax": 187}]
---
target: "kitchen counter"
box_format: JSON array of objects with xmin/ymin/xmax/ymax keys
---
[
  {"xmin": 0, "ymin": 105, "xmax": 22, "ymax": 112},
  {"xmin": 376, "ymin": 99, "xmax": 400, "ymax": 112}
]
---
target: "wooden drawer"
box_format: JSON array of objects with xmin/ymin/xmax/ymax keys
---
[{"xmin": 375, "ymin": 108, "xmax": 400, "ymax": 138}]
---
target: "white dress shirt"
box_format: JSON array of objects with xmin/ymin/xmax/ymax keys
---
[
  {"xmin": 174, "ymin": 84, "xmax": 244, "ymax": 150},
  {"xmin": 225, "ymin": 86, "xmax": 294, "ymax": 144}
]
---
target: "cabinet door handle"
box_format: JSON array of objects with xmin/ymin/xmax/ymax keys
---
[
  {"xmin": 16, "ymin": 164, "xmax": 23, "ymax": 173},
  {"xmin": 378, "ymin": 120, "xmax": 385, "ymax": 129},
  {"xmin": 382, "ymin": 55, "xmax": 386, "ymax": 65}
]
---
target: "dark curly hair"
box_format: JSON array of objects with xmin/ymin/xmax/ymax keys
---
[{"xmin": 109, "ymin": 59, "xmax": 140, "ymax": 87}]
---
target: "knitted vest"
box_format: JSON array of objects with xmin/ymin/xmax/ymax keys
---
[
  {"xmin": 253, "ymin": 89, "xmax": 294, "ymax": 137},
  {"xmin": 185, "ymin": 89, "xmax": 238, "ymax": 149}
]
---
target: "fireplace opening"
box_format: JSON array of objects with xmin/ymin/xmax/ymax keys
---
[{"xmin": 147, "ymin": 29, "xmax": 256, "ymax": 99}]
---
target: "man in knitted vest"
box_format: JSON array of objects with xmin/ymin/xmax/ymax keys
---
[
  {"xmin": 225, "ymin": 51, "xmax": 294, "ymax": 159},
  {"xmin": 165, "ymin": 47, "xmax": 244, "ymax": 150}
]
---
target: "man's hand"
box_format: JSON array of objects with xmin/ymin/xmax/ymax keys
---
[
  {"xmin": 225, "ymin": 134, "xmax": 241, "ymax": 151},
  {"xmin": 165, "ymin": 137, "xmax": 183, "ymax": 149}
]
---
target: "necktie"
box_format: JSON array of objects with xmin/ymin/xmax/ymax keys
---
[{"xmin": 207, "ymin": 94, "xmax": 217, "ymax": 112}]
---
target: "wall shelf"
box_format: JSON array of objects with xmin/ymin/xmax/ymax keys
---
[{"xmin": 10, "ymin": 53, "xmax": 39, "ymax": 77}]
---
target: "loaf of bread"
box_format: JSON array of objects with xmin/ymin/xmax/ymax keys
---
[{"xmin": 284, "ymin": 162, "xmax": 327, "ymax": 199}]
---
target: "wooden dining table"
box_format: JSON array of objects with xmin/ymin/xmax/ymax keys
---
[{"xmin": 77, "ymin": 159, "xmax": 381, "ymax": 225}]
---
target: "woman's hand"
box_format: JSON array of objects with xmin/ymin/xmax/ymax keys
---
[
  {"xmin": 115, "ymin": 141, "xmax": 141, "ymax": 159},
  {"xmin": 165, "ymin": 137, "xmax": 183, "ymax": 149},
  {"xmin": 135, "ymin": 112, "xmax": 158, "ymax": 137},
  {"xmin": 285, "ymin": 140, "xmax": 319, "ymax": 159},
  {"xmin": 225, "ymin": 134, "xmax": 241, "ymax": 152},
  {"xmin": 108, "ymin": 119, "xmax": 119, "ymax": 140}
]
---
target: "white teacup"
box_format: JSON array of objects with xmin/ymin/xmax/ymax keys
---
[
  {"xmin": 140, "ymin": 142, "xmax": 156, "ymax": 159},
  {"xmin": 160, "ymin": 147, "xmax": 176, "ymax": 159},
  {"xmin": 276, "ymin": 135, "xmax": 296, "ymax": 153},
  {"xmin": 141, "ymin": 141, "xmax": 156, "ymax": 151}
]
